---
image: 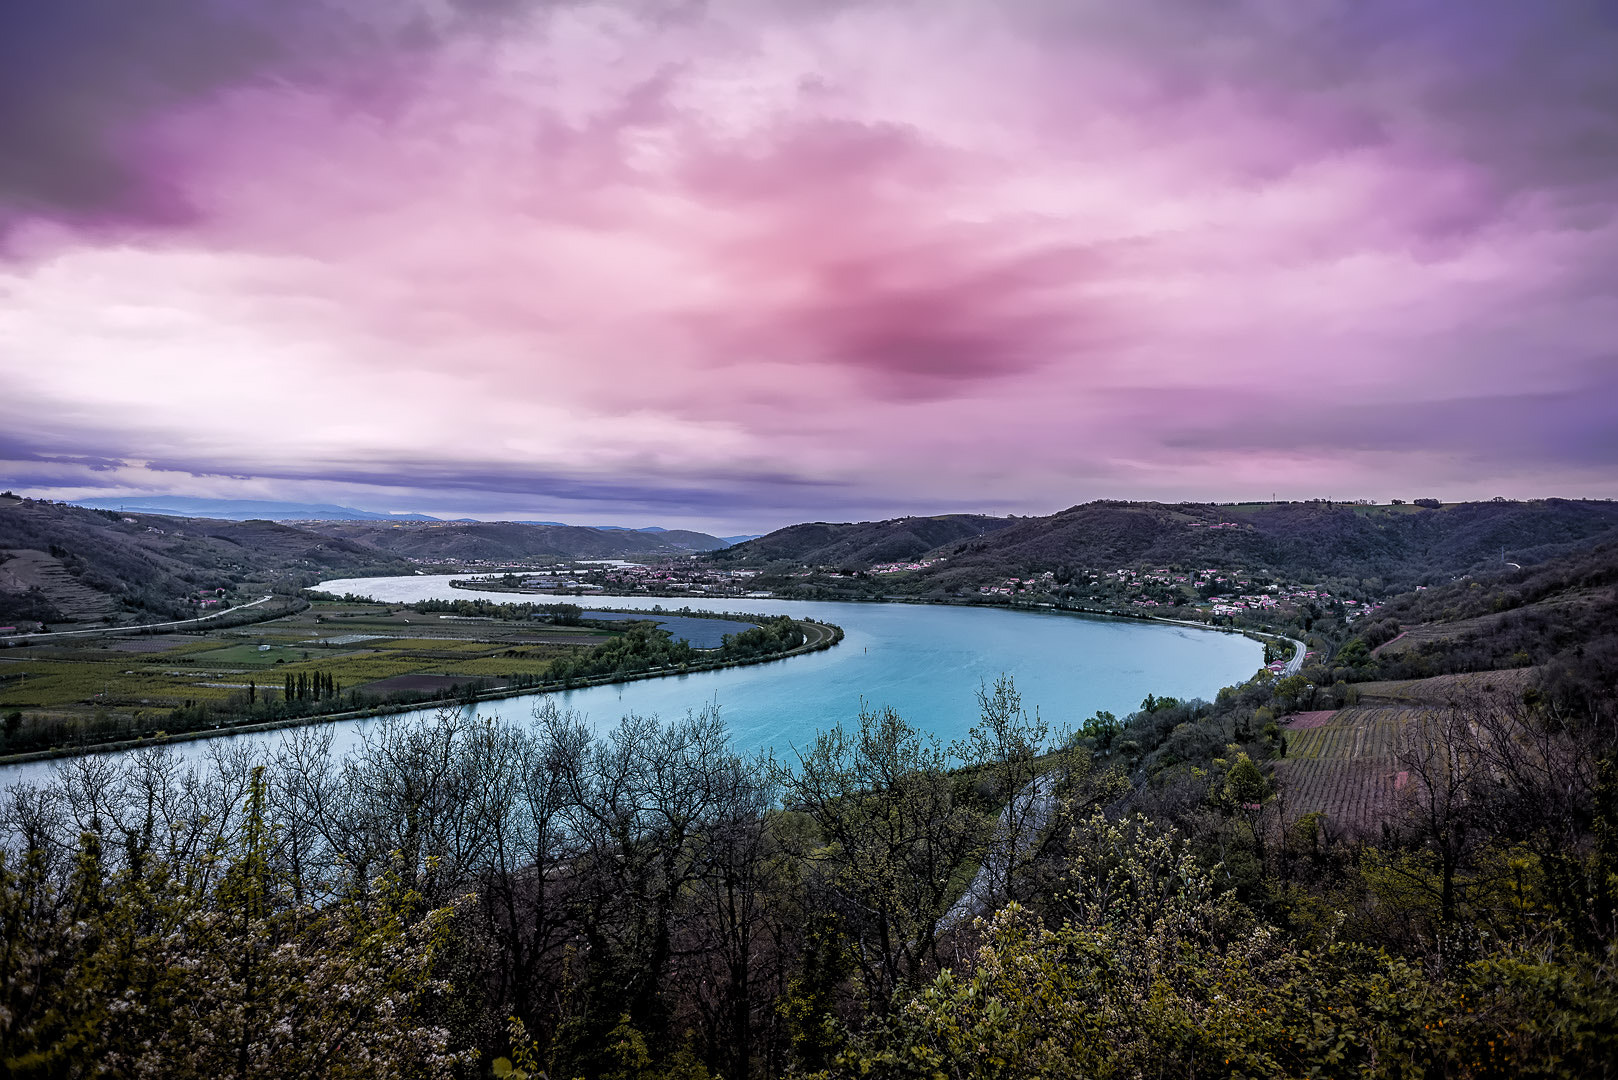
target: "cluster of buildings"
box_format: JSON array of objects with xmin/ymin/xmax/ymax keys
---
[
  {"xmin": 408, "ymin": 556, "xmax": 541, "ymax": 568},
  {"xmin": 973, "ymin": 564, "xmax": 1383, "ymax": 626},
  {"xmin": 978, "ymin": 571, "xmax": 1056, "ymax": 596},
  {"xmin": 493, "ymin": 561, "xmax": 767, "ymax": 596},
  {"xmin": 871, "ymin": 558, "xmax": 940, "ymax": 574}
]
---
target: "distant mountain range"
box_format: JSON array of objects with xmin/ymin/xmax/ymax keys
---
[
  {"xmin": 71, "ymin": 496, "xmax": 448, "ymax": 522},
  {"xmin": 68, "ymin": 496, "xmax": 757, "ymax": 543},
  {"xmin": 304, "ymin": 521, "xmax": 729, "ymax": 560},
  {"xmin": 2, "ymin": 496, "xmax": 732, "ymax": 628}
]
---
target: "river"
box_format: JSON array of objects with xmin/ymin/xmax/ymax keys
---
[{"xmin": 0, "ymin": 575, "xmax": 1263, "ymax": 788}]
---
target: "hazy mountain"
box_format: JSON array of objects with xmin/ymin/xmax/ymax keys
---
[
  {"xmin": 68, "ymin": 499, "xmax": 745, "ymax": 541},
  {"xmin": 71, "ymin": 496, "xmax": 443, "ymax": 522},
  {"xmin": 1, "ymin": 494, "xmax": 412, "ymax": 625},
  {"xmin": 304, "ymin": 521, "xmax": 729, "ymax": 560}
]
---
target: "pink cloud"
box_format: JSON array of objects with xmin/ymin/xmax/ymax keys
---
[{"xmin": 2, "ymin": 0, "xmax": 1616, "ymax": 529}]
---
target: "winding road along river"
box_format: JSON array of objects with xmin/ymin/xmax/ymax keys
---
[{"xmin": 0, "ymin": 575, "xmax": 1264, "ymax": 788}]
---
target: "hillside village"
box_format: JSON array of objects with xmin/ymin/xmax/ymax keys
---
[{"xmin": 468, "ymin": 554, "xmax": 1375, "ymax": 648}]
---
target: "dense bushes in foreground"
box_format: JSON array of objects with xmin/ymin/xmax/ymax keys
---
[{"xmin": 2, "ymin": 667, "xmax": 1615, "ymax": 1078}]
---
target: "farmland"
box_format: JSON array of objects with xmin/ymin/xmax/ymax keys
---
[
  {"xmin": 1351, "ymin": 668, "xmax": 1534, "ymax": 703},
  {"xmin": 0, "ymin": 597, "xmax": 617, "ymax": 754},
  {"xmin": 0, "ymin": 597, "xmax": 836, "ymax": 759},
  {"xmin": 1273, "ymin": 703, "xmax": 1417, "ymax": 834},
  {"xmin": 1272, "ymin": 669, "xmax": 1535, "ymax": 835}
]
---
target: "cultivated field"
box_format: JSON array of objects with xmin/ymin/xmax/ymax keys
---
[
  {"xmin": 0, "ymin": 599, "xmax": 614, "ymax": 746},
  {"xmin": 1274, "ymin": 703, "xmax": 1414, "ymax": 835},
  {"xmin": 0, "ymin": 548, "xmax": 122, "ymax": 621},
  {"xmin": 1273, "ymin": 668, "xmax": 1535, "ymax": 835},
  {"xmin": 1353, "ymin": 668, "xmax": 1534, "ymax": 704}
]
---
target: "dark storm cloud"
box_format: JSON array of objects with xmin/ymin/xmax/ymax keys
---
[
  {"xmin": 136, "ymin": 456, "xmax": 853, "ymax": 513},
  {"xmin": 1, "ymin": 1, "xmax": 291, "ymax": 229}
]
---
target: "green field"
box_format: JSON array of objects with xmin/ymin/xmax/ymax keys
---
[
  {"xmin": 0, "ymin": 599, "xmax": 616, "ymax": 750},
  {"xmin": 184, "ymin": 642, "xmax": 309, "ymax": 667}
]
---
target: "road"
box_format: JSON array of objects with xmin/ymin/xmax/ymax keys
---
[
  {"xmin": 1282, "ymin": 636, "xmax": 1307, "ymax": 675},
  {"xmin": 938, "ymin": 770, "xmax": 1061, "ymax": 932},
  {"xmin": 0, "ymin": 595, "xmax": 278, "ymax": 644}
]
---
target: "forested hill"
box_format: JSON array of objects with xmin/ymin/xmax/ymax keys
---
[
  {"xmin": 1332, "ymin": 540, "xmax": 1618, "ymax": 690},
  {"xmin": 715, "ymin": 499, "xmax": 1618, "ymax": 595},
  {"xmin": 0, "ymin": 494, "xmax": 412, "ymax": 625},
  {"xmin": 304, "ymin": 520, "xmax": 727, "ymax": 560},
  {"xmin": 706, "ymin": 514, "xmax": 1015, "ymax": 567},
  {"xmin": 0, "ymin": 498, "xmax": 738, "ymax": 629}
]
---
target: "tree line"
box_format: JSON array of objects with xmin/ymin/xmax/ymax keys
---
[{"xmin": 2, "ymin": 659, "xmax": 1614, "ymax": 1078}]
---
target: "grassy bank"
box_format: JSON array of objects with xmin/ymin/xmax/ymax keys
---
[{"xmin": 0, "ymin": 596, "xmax": 842, "ymax": 762}]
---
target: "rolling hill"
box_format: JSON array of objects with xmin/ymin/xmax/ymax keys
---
[
  {"xmin": 713, "ymin": 499, "xmax": 1618, "ymax": 598},
  {"xmin": 0, "ymin": 494, "xmax": 413, "ymax": 626},
  {"xmin": 707, "ymin": 514, "xmax": 1015, "ymax": 567},
  {"xmin": 1, "ymin": 498, "xmax": 729, "ymax": 630}
]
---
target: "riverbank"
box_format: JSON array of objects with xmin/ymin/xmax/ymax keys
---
[
  {"xmin": 0, "ymin": 615, "xmax": 843, "ymax": 766},
  {"xmin": 2, "ymin": 582, "xmax": 1265, "ymax": 788},
  {"xmin": 448, "ymin": 576, "xmax": 1302, "ymax": 672}
]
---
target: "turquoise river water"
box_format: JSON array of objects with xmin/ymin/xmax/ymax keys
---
[{"xmin": 0, "ymin": 574, "xmax": 1263, "ymax": 788}]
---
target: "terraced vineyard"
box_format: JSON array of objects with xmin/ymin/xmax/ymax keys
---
[
  {"xmin": 1272, "ymin": 668, "xmax": 1539, "ymax": 835},
  {"xmin": 1274, "ymin": 704, "xmax": 1418, "ymax": 834}
]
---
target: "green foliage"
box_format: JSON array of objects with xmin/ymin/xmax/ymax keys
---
[
  {"xmin": 1223, "ymin": 751, "xmax": 1269, "ymax": 808},
  {"xmin": 826, "ymin": 825, "xmax": 1618, "ymax": 1080},
  {"xmin": 0, "ymin": 793, "xmax": 472, "ymax": 1078},
  {"xmin": 785, "ymin": 704, "xmax": 988, "ymax": 1008},
  {"xmin": 720, "ymin": 616, "xmax": 803, "ymax": 659},
  {"xmin": 777, "ymin": 914, "xmax": 856, "ymax": 1073},
  {"xmin": 3, "ymin": 653, "xmax": 1615, "ymax": 1079},
  {"xmin": 1078, "ymin": 709, "xmax": 1119, "ymax": 746},
  {"xmin": 550, "ymin": 624, "xmax": 696, "ymax": 681}
]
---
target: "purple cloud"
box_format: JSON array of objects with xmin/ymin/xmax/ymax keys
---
[{"xmin": 2, "ymin": 0, "xmax": 1616, "ymax": 530}]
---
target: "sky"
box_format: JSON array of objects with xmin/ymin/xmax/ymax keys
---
[{"xmin": 2, "ymin": 0, "xmax": 1616, "ymax": 534}]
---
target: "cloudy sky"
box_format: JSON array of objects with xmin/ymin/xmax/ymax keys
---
[{"xmin": 2, "ymin": 0, "xmax": 1616, "ymax": 532}]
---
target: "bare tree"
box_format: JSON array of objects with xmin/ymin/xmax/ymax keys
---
[
  {"xmin": 1456, "ymin": 687, "xmax": 1617, "ymax": 947},
  {"xmin": 1391, "ymin": 703, "xmax": 1482, "ymax": 946},
  {"xmin": 785, "ymin": 704, "xmax": 986, "ymax": 1011},
  {"xmin": 955, "ymin": 675, "xmax": 1051, "ymax": 903},
  {"xmin": 543, "ymin": 704, "xmax": 741, "ymax": 1056}
]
